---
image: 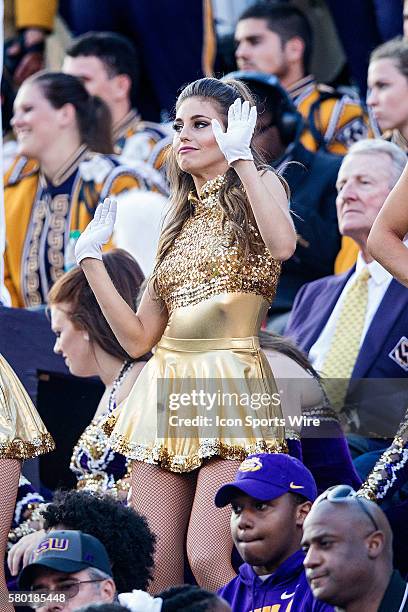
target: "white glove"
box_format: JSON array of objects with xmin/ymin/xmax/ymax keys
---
[
  {"xmin": 211, "ymin": 98, "xmax": 257, "ymax": 165},
  {"xmin": 119, "ymin": 590, "xmax": 163, "ymax": 612},
  {"xmin": 74, "ymin": 197, "xmax": 117, "ymax": 264}
]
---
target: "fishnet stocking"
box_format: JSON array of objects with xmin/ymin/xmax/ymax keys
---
[
  {"xmin": 187, "ymin": 458, "xmax": 240, "ymax": 591},
  {"xmin": 0, "ymin": 460, "xmax": 20, "ymax": 612},
  {"xmin": 130, "ymin": 461, "xmax": 197, "ymax": 594}
]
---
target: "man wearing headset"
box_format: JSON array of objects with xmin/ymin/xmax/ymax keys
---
[{"xmin": 230, "ymin": 71, "xmax": 342, "ymax": 332}]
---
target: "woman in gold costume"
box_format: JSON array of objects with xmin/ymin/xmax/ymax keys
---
[
  {"xmin": 0, "ymin": 355, "xmax": 54, "ymax": 611},
  {"xmin": 74, "ymin": 77, "xmax": 297, "ymax": 592}
]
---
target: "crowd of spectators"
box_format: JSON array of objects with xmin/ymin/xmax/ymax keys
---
[{"xmin": 1, "ymin": 1, "xmax": 408, "ymax": 611}]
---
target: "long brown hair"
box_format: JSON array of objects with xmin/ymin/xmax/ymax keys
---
[
  {"xmin": 259, "ymin": 330, "xmax": 319, "ymax": 379},
  {"xmin": 48, "ymin": 249, "xmax": 145, "ymax": 362},
  {"xmin": 152, "ymin": 77, "xmax": 289, "ymax": 295}
]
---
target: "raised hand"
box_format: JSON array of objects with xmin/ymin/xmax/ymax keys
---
[
  {"xmin": 211, "ymin": 98, "xmax": 257, "ymax": 165},
  {"xmin": 74, "ymin": 197, "xmax": 117, "ymax": 264}
]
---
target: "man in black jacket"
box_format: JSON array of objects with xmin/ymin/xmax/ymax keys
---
[{"xmin": 229, "ymin": 71, "xmax": 342, "ymax": 331}]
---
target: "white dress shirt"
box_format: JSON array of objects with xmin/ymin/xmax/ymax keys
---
[{"xmin": 309, "ymin": 252, "xmax": 394, "ymax": 374}]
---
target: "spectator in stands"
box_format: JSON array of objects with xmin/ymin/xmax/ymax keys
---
[
  {"xmin": 5, "ymin": 71, "xmax": 153, "ymax": 308},
  {"xmin": 285, "ymin": 139, "xmax": 408, "ymax": 455},
  {"xmin": 62, "ymin": 32, "xmax": 169, "ymax": 160},
  {"xmin": 260, "ymin": 330, "xmax": 361, "ymax": 494},
  {"xmin": 230, "ymin": 71, "xmax": 342, "ymax": 328},
  {"xmin": 235, "ymin": 3, "xmax": 369, "ymax": 155},
  {"xmin": 302, "ymin": 486, "xmax": 408, "ymax": 612},
  {"xmin": 215, "ymin": 453, "xmax": 333, "ymax": 611},
  {"xmin": 48, "ymin": 249, "xmax": 148, "ymax": 497},
  {"xmin": 9, "ymin": 490, "xmax": 156, "ymax": 594},
  {"xmin": 57, "ymin": 0, "xmax": 214, "ymax": 122},
  {"xmin": 368, "ymin": 37, "xmax": 408, "ymax": 153},
  {"xmin": 18, "ymin": 530, "xmax": 117, "ymax": 611}
]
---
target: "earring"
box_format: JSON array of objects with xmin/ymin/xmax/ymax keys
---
[{"xmin": 83, "ymin": 333, "xmax": 90, "ymax": 341}]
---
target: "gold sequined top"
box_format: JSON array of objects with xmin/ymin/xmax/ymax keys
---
[{"xmin": 156, "ymin": 175, "xmax": 281, "ymax": 314}]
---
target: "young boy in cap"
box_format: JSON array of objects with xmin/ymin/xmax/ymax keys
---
[
  {"xmin": 215, "ymin": 454, "xmax": 334, "ymax": 612},
  {"xmin": 18, "ymin": 530, "xmax": 116, "ymax": 612}
]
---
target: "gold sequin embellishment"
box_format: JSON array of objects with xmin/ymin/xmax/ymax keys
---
[{"xmin": 156, "ymin": 175, "xmax": 281, "ymax": 313}]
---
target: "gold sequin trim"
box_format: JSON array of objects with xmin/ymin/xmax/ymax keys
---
[
  {"xmin": 0, "ymin": 433, "xmax": 55, "ymax": 460},
  {"xmin": 109, "ymin": 434, "xmax": 288, "ymax": 473}
]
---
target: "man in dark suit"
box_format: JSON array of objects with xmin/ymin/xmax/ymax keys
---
[{"xmin": 285, "ymin": 138, "xmax": 408, "ymax": 441}]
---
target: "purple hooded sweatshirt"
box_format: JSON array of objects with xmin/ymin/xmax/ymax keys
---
[{"xmin": 218, "ymin": 550, "xmax": 334, "ymax": 612}]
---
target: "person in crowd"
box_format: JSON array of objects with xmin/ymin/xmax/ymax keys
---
[
  {"xmin": 48, "ymin": 249, "xmax": 148, "ymax": 497},
  {"xmin": 8, "ymin": 489, "xmax": 156, "ymax": 594},
  {"xmin": 365, "ymin": 40, "xmax": 408, "ymax": 285},
  {"xmin": 215, "ymin": 453, "xmax": 333, "ymax": 611},
  {"xmin": 367, "ymin": 37, "xmax": 408, "ymax": 153},
  {"xmin": 234, "ymin": 3, "xmax": 369, "ymax": 155},
  {"xmin": 4, "ymin": 70, "xmax": 156, "ymax": 308},
  {"xmin": 285, "ymin": 139, "xmax": 408, "ymax": 446},
  {"xmin": 0, "ymin": 355, "xmax": 54, "ymax": 612},
  {"xmin": 73, "ymin": 76, "xmax": 297, "ymax": 592},
  {"xmin": 62, "ymin": 32, "xmax": 169, "ymax": 161},
  {"xmin": 230, "ymin": 71, "xmax": 342, "ymax": 329},
  {"xmin": 6, "ymin": 250, "xmax": 147, "ymax": 576},
  {"xmin": 18, "ymin": 530, "xmax": 117, "ymax": 612},
  {"xmin": 57, "ymin": 0, "xmax": 215, "ymax": 122},
  {"xmin": 259, "ymin": 330, "xmax": 361, "ymax": 494},
  {"xmin": 302, "ymin": 485, "xmax": 408, "ymax": 612}
]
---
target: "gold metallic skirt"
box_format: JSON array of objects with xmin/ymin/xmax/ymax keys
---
[
  {"xmin": 108, "ymin": 335, "xmax": 287, "ymax": 472},
  {"xmin": 0, "ymin": 355, "xmax": 55, "ymax": 459}
]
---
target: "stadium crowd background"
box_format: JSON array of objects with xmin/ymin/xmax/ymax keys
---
[{"xmin": 1, "ymin": 1, "xmax": 408, "ymax": 611}]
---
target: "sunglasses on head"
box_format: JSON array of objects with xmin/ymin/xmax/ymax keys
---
[{"xmin": 315, "ymin": 484, "xmax": 379, "ymax": 532}]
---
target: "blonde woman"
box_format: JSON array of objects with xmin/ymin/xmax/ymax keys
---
[{"xmin": 74, "ymin": 77, "xmax": 296, "ymax": 592}]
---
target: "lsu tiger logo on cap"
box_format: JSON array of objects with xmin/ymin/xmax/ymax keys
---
[
  {"xmin": 36, "ymin": 538, "xmax": 69, "ymax": 555},
  {"xmin": 239, "ymin": 457, "xmax": 263, "ymax": 472}
]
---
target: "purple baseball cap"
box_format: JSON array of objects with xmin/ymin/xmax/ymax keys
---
[{"xmin": 215, "ymin": 453, "xmax": 317, "ymax": 507}]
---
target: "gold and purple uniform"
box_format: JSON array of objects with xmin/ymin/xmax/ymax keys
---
[
  {"xmin": 289, "ymin": 75, "xmax": 371, "ymax": 155},
  {"xmin": 4, "ymin": 146, "xmax": 149, "ymax": 307}
]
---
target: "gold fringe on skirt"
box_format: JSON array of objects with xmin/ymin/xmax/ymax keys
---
[
  {"xmin": 0, "ymin": 355, "xmax": 55, "ymax": 459},
  {"xmin": 107, "ymin": 336, "xmax": 287, "ymax": 473}
]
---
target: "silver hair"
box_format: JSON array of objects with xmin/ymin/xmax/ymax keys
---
[
  {"xmin": 343, "ymin": 138, "xmax": 407, "ymax": 187},
  {"xmin": 86, "ymin": 567, "xmax": 114, "ymax": 586}
]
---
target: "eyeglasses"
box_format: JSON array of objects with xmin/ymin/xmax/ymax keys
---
[
  {"xmin": 315, "ymin": 484, "xmax": 379, "ymax": 532},
  {"xmin": 30, "ymin": 579, "xmax": 106, "ymax": 605}
]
